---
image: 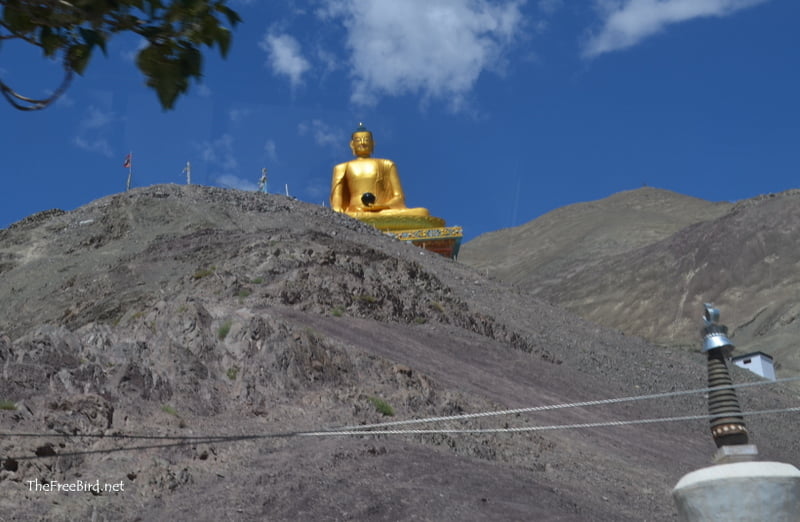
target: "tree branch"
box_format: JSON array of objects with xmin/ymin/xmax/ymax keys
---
[
  {"xmin": 0, "ymin": 62, "xmax": 74, "ymax": 111},
  {"xmin": 0, "ymin": 22, "xmax": 40, "ymax": 45},
  {"xmin": 0, "ymin": 0, "xmax": 241, "ymax": 110}
]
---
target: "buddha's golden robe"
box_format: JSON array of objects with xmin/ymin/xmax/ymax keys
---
[{"xmin": 330, "ymin": 157, "xmax": 444, "ymax": 230}]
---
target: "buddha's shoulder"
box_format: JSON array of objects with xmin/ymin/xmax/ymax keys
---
[
  {"xmin": 374, "ymin": 158, "xmax": 397, "ymax": 168},
  {"xmin": 335, "ymin": 158, "xmax": 396, "ymax": 168}
]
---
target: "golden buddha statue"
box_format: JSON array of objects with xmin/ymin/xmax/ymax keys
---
[{"xmin": 330, "ymin": 123, "xmax": 445, "ymax": 231}]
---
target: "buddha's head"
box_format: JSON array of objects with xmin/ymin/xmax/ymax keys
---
[{"xmin": 350, "ymin": 123, "xmax": 374, "ymax": 158}]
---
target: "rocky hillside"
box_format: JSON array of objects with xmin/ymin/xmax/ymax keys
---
[
  {"xmin": 460, "ymin": 188, "xmax": 732, "ymax": 287},
  {"xmin": 2, "ymin": 184, "xmax": 798, "ymax": 521},
  {"xmin": 461, "ymin": 188, "xmax": 800, "ymax": 376}
]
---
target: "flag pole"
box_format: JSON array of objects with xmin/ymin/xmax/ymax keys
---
[
  {"xmin": 183, "ymin": 161, "xmax": 191, "ymax": 185},
  {"xmin": 124, "ymin": 152, "xmax": 133, "ymax": 191}
]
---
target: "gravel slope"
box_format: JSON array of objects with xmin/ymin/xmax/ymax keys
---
[{"xmin": 2, "ymin": 184, "xmax": 798, "ymax": 521}]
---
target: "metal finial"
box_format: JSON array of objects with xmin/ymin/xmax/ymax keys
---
[
  {"xmin": 703, "ymin": 303, "xmax": 720, "ymax": 326},
  {"xmin": 701, "ymin": 303, "xmax": 733, "ymax": 352}
]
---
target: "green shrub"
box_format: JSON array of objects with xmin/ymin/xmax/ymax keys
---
[
  {"xmin": 226, "ymin": 366, "xmax": 239, "ymax": 380},
  {"xmin": 161, "ymin": 405, "xmax": 178, "ymax": 417},
  {"xmin": 331, "ymin": 306, "xmax": 344, "ymax": 317},
  {"xmin": 368, "ymin": 396, "xmax": 394, "ymax": 417},
  {"xmin": 218, "ymin": 320, "xmax": 232, "ymax": 340},
  {"xmin": 192, "ymin": 266, "xmax": 215, "ymax": 280},
  {"xmin": 0, "ymin": 400, "xmax": 17, "ymax": 411}
]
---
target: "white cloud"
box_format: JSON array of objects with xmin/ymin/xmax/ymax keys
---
[
  {"xmin": 538, "ymin": 0, "xmax": 564, "ymax": 14},
  {"xmin": 198, "ymin": 133, "xmax": 238, "ymax": 171},
  {"xmin": 82, "ymin": 105, "xmax": 114, "ymax": 129},
  {"xmin": 584, "ymin": 0, "xmax": 770, "ymax": 58},
  {"xmin": 316, "ymin": 46, "xmax": 340, "ymax": 75},
  {"xmin": 54, "ymin": 93, "xmax": 75, "ymax": 108},
  {"xmin": 216, "ymin": 174, "xmax": 258, "ymax": 191},
  {"xmin": 260, "ymin": 32, "xmax": 311, "ymax": 87},
  {"xmin": 196, "ymin": 84, "xmax": 212, "ymax": 97},
  {"xmin": 264, "ymin": 139, "xmax": 278, "ymax": 162},
  {"xmin": 319, "ymin": 0, "xmax": 524, "ymax": 110},
  {"xmin": 297, "ymin": 119, "xmax": 342, "ymax": 149},
  {"xmin": 533, "ymin": 0, "xmax": 563, "ymax": 34},
  {"xmin": 228, "ymin": 107, "xmax": 253, "ymax": 123},
  {"xmin": 43, "ymin": 86, "xmax": 75, "ymax": 108},
  {"xmin": 73, "ymin": 104, "xmax": 116, "ymax": 157},
  {"xmin": 73, "ymin": 136, "xmax": 113, "ymax": 157}
]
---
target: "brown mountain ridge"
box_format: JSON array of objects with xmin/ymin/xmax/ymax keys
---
[{"xmin": 461, "ymin": 187, "xmax": 800, "ymax": 375}]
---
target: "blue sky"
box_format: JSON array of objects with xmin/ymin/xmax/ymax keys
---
[{"xmin": 1, "ymin": 0, "xmax": 798, "ymax": 242}]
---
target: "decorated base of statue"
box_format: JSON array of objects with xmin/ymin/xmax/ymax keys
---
[
  {"xmin": 383, "ymin": 226, "xmax": 463, "ymax": 259},
  {"xmin": 355, "ymin": 215, "xmax": 462, "ymax": 259}
]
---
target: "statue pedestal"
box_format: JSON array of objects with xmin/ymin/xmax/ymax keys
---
[
  {"xmin": 349, "ymin": 213, "xmax": 463, "ymax": 259},
  {"xmin": 384, "ymin": 226, "xmax": 463, "ymax": 259},
  {"xmin": 355, "ymin": 214, "xmax": 445, "ymax": 231}
]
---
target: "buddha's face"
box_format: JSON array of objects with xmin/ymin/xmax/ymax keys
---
[{"xmin": 350, "ymin": 132, "xmax": 374, "ymax": 158}]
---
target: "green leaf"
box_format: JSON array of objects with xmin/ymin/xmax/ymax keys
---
[
  {"xmin": 143, "ymin": 0, "xmax": 165, "ymax": 18},
  {"xmin": 137, "ymin": 43, "xmax": 191, "ymax": 109},
  {"xmin": 181, "ymin": 0, "xmax": 206, "ymax": 13},
  {"xmin": 39, "ymin": 26, "xmax": 63, "ymax": 57},
  {"xmin": 3, "ymin": 3, "xmax": 36, "ymax": 33},
  {"xmin": 67, "ymin": 44, "xmax": 93, "ymax": 75},
  {"xmin": 215, "ymin": 27, "xmax": 231, "ymax": 57},
  {"xmin": 139, "ymin": 26, "xmax": 165, "ymax": 40},
  {"xmin": 79, "ymin": 28, "xmax": 107, "ymax": 56},
  {"xmin": 179, "ymin": 45, "xmax": 202, "ymax": 78},
  {"xmin": 197, "ymin": 15, "xmax": 219, "ymax": 46},
  {"xmin": 215, "ymin": 4, "xmax": 241, "ymax": 27}
]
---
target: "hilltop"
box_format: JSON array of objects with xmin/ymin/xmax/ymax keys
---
[{"xmin": 1, "ymin": 184, "xmax": 798, "ymax": 521}]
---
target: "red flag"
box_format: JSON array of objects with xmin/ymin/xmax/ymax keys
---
[{"xmin": 123, "ymin": 154, "xmax": 132, "ymax": 168}]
